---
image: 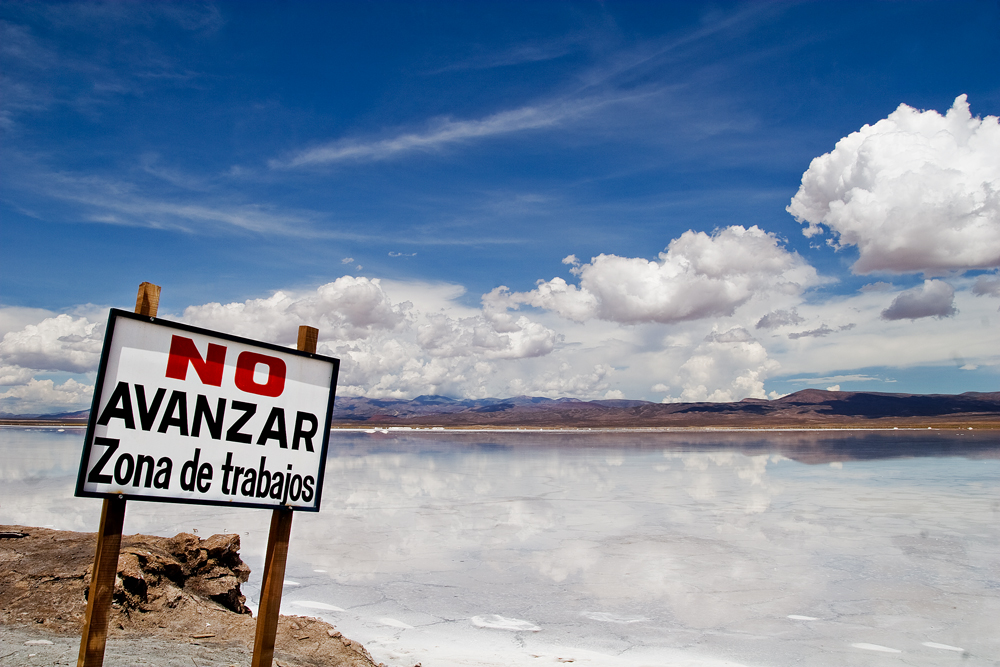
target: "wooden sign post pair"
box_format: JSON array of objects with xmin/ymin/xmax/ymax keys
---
[{"xmin": 77, "ymin": 282, "xmax": 336, "ymax": 667}]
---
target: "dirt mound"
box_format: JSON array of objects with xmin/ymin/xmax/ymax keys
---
[{"xmin": 0, "ymin": 525, "xmax": 382, "ymax": 667}]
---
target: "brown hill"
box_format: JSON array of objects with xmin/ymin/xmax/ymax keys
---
[
  {"xmin": 6, "ymin": 389, "xmax": 999, "ymax": 429},
  {"xmin": 330, "ymin": 389, "xmax": 1000, "ymax": 428}
]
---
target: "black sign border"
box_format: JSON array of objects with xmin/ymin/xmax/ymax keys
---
[{"xmin": 74, "ymin": 308, "xmax": 339, "ymax": 512}]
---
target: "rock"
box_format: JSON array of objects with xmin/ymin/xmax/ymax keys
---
[
  {"xmin": 24, "ymin": 639, "xmax": 54, "ymax": 645},
  {"xmin": 114, "ymin": 531, "xmax": 251, "ymax": 615}
]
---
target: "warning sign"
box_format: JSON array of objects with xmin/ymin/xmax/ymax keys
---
[{"xmin": 75, "ymin": 309, "xmax": 339, "ymax": 511}]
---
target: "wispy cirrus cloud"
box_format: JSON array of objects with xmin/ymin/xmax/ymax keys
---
[
  {"xmin": 427, "ymin": 33, "xmax": 586, "ymax": 74},
  {"xmin": 270, "ymin": 99, "xmax": 599, "ymax": 169},
  {"xmin": 10, "ymin": 166, "xmax": 327, "ymax": 237},
  {"xmin": 9, "ymin": 160, "xmax": 541, "ymax": 245},
  {"xmin": 1, "ymin": 5, "xmax": 216, "ymax": 114},
  {"xmin": 35, "ymin": 1, "xmax": 223, "ymax": 34},
  {"xmin": 269, "ymin": 3, "xmax": 793, "ymax": 172}
]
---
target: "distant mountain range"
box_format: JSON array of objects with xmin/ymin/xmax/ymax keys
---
[
  {"xmin": 0, "ymin": 409, "xmax": 91, "ymax": 421},
  {"xmin": 330, "ymin": 389, "xmax": 1000, "ymax": 428},
  {"xmin": 4, "ymin": 390, "xmax": 999, "ymax": 428}
]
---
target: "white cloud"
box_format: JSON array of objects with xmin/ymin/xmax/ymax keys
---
[
  {"xmin": 177, "ymin": 277, "xmax": 566, "ymax": 400},
  {"xmin": 788, "ymin": 95, "xmax": 1000, "ymax": 275},
  {"xmin": 417, "ymin": 313, "xmax": 558, "ymax": 360},
  {"xmin": 507, "ymin": 364, "xmax": 615, "ymax": 399},
  {"xmin": 880, "ymin": 280, "xmax": 957, "ymax": 321},
  {"xmin": 0, "ymin": 314, "xmax": 104, "ymax": 373},
  {"xmin": 0, "ymin": 276, "xmax": 571, "ymax": 412},
  {"xmin": 0, "ymin": 378, "xmax": 93, "ymax": 415},
  {"xmin": 0, "ymin": 306, "xmax": 56, "ymax": 340},
  {"xmin": 5, "ymin": 249, "xmax": 998, "ymax": 414},
  {"xmin": 825, "ymin": 385, "xmax": 840, "ymax": 392},
  {"xmin": 662, "ymin": 330, "xmax": 778, "ymax": 403},
  {"xmin": 0, "ymin": 365, "xmax": 34, "ymax": 386},
  {"xmin": 180, "ymin": 276, "xmax": 410, "ymax": 343},
  {"xmin": 493, "ymin": 225, "xmax": 818, "ymax": 325}
]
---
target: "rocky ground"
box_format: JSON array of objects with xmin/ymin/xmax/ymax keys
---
[{"xmin": 0, "ymin": 526, "xmax": 388, "ymax": 667}]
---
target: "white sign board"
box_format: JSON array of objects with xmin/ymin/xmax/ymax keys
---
[{"xmin": 76, "ymin": 310, "xmax": 339, "ymax": 511}]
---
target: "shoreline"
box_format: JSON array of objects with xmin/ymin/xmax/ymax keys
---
[{"xmin": 4, "ymin": 421, "xmax": 999, "ymax": 432}]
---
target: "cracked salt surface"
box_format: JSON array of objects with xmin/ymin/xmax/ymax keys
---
[{"xmin": 3, "ymin": 428, "xmax": 999, "ymax": 666}]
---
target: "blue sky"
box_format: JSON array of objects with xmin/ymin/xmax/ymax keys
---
[{"xmin": 2, "ymin": 1, "xmax": 999, "ymax": 413}]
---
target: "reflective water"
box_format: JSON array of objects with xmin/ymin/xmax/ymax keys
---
[{"xmin": 2, "ymin": 427, "xmax": 998, "ymax": 666}]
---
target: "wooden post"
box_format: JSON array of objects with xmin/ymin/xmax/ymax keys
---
[
  {"xmin": 133, "ymin": 282, "xmax": 161, "ymax": 318},
  {"xmin": 78, "ymin": 282, "xmax": 160, "ymax": 667},
  {"xmin": 251, "ymin": 325, "xmax": 318, "ymax": 667}
]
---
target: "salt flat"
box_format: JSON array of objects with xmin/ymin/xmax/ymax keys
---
[{"xmin": 2, "ymin": 428, "xmax": 997, "ymax": 666}]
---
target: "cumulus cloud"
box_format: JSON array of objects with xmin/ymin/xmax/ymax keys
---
[
  {"xmin": 880, "ymin": 280, "xmax": 958, "ymax": 320},
  {"xmin": 0, "ymin": 314, "xmax": 104, "ymax": 373},
  {"xmin": 663, "ymin": 330, "xmax": 778, "ymax": 403},
  {"xmin": 328, "ymin": 339, "xmax": 493, "ymax": 399},
  {"xmin": 0, "ymin": 306, "xmax": 57, "ymax": 339},
  {"xmin": 755, "ymin": 308, "xmax": 804, "ymax": 330},
  {"xmin": 507, "ymin": 364, "xmax": 615, "ymax": 399},
  {"xmin": 179, "ymin": 277, "xmax": 561, "ymax": 400},
  {"xmin": 0, "ymin": 275, "xmax": 571, "ymax": 413},
  {"xmin": 0, "ymin": 378, "xmax": 94, "ymax": 415},
  {"xmin": 788, "ymin": 95, "xmax": 1000, "ymax": 274},
  {"xmin": 0, "ymin": 365, "xmax": 34, "ymax": 386},
  {"xmin": 181, "ymin": 276, "xmax": 409, "ymax": 343},
  {"xmin": 417, "ymin": 313, "xmax": 558, "ymax": 360},
  {"xmin": 492, "ymin": 226, "xmax": 818, "ymax": 325}
]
